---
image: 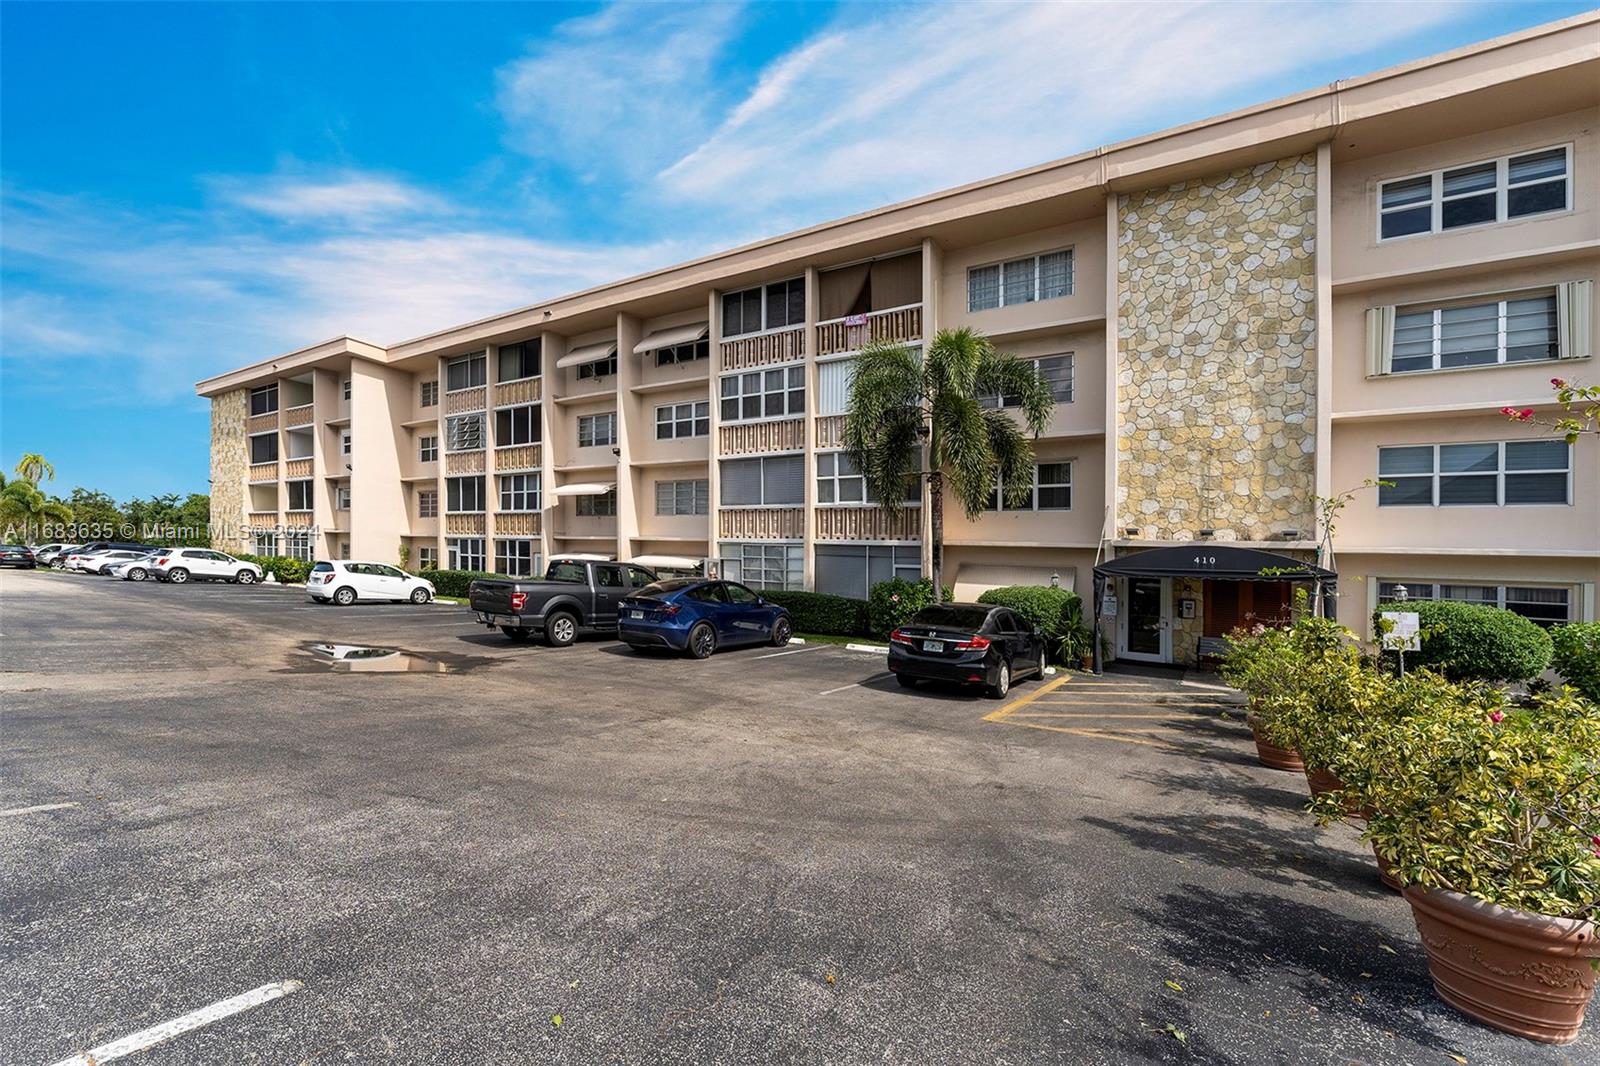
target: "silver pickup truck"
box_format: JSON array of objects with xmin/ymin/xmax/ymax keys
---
[{"xmin": 469, "ymin": 558, "xmax": 659, "ymax": 645}]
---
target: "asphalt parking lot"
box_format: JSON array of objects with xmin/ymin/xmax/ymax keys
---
[{"xmin": 1, "ymin": 569, "xmax": 1590, "ymax": 1064}]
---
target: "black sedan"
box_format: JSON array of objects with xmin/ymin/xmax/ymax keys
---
[
  {"xmin": 0, "ymin": 545, "xmax": 37, "ymax": 569},
  {"xmin": 887, "ymin": 602, "xmax": 1048, "ymax": 698}
]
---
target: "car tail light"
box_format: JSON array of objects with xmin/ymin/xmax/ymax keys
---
[
  {"xmin": 510, "ymin": 592, "xmax": 528, "ymax": 611},
  {"xmin": 321, "ymin": 572, "xmax": 336, "ymax": 583},
  {"xmin": 955, "ymin": 635, "xmax": 991, "ymax": 651},
  {"xmin": 660, "ymin": 604, "xmax": 680, "ymax": 616},
  {"xmin": 889, "ymin": 629, "xmax": 917, "ymax": 647}
]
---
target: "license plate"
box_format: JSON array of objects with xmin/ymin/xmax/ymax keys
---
[
  {"xmin": 629, "ymin": 610, "xmax": 644, "ymax": 619},
  {"xmin": 924, "ymin": 640, "xmax": 944, "ymax": 653}
]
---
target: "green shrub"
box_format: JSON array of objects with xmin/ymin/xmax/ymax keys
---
[
  {"xmin": 1375, "ymin": 599, "xmax": 1553, "ymax": 683},
  {"xmin": 235, "ymin": 553, "xmax": 311, "ymax": 584},
  {"xmin": 426, "ymin": 569, "xmax": 502, "ymax": 598},
  {"xmin": 867, "ymin": 577, "xmax": 947, "ymax": 639},
  {"xmin": 977, "ymin": 585, "xmax": 1083, "ymax": 663},
  {"xmin": 1550, "ymin": 622, "xmax": 1600, "ymax": 701},
  {"xmin": 762, "ymin": 590, "xmax": 869, "ymax": 636}
]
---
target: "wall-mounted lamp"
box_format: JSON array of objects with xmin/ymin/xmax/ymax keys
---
[{"xmin": 1198, "ymin": 528, "xmax": 1215, "ymax": 539}]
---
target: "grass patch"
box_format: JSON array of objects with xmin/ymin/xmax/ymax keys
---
[{"xmin": 797, "ymin": 632, "xmax": 882, "ymax": 648}]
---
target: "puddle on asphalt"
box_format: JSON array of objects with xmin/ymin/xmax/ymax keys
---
[{"xmin": 286, "ymin": 642, "xmax": 456, "ymax": 674}]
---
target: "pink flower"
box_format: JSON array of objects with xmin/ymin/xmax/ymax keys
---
[
  {"xmin": 1552, "ymin": 378, "xmax": 1567, "ymax": 388},
  {"xmin": 1515, "ymin": 408, "xmax": 1534, "ymax": 421},
  {"xmin": 1489, "ymin": 711, "xmax": 1504, "ymax": 724},
  {"xmin": 890, "ymin": 593, "xmax": 900, "ymax": 604},
  {"xmin": 1500, "ymin": 406, "xmax": 1516, "ymax": 416}
]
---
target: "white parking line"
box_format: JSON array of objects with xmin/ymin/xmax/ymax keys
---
[
  {"xmin": 49, "ymin": 980, "xmax": 303, "ymax": 1066},
  {"xmin": 818, "ymin": 672, "xmax": 891, "ymax": 696},
  {"xmin": 751, "ymin": 646, "xmax": 816, "ymax": 660},
  {"xmin": 0, "ymin": 802, "xmax": 79, "ymax": 818}
]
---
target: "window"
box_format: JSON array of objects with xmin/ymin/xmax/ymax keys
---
[
  {"xmin": 249, "ymin": 384, "xmax": 279, "ymax": 416},
  {"xmin": 984, "ymin": 462, "xmax": 1072, "ymax": 511},
  {"xmin": 287, "ymin": 480, "xmax": 314, "ymax": 511},
  {"xmin": 284, "ymin": 531, "xmax": 313, "ymax": 562},
  {"xmin": 814, "ymin": 544, "xmax": 923, "ymax": 598},
  {"xmin": 576, "ymin": 352, "xmax": 617, "ymax": 379},
  {"xmin": 446, "ymin": 476, "xmax": 486, "ymax": 513},
  {"xmin": 340, "ymin": 430, "xmax": 352, "ymax": 456},
  {"xmin": 446, "ymin": 352, "xmax": 487, "ymax": 392},
  {"xmin": 1379, "ymin": 146, "xmax": 1571, "ymax": 240},
  {"xmin": 720, "ymin": 455, "xmax": 803, "ymax": 506},
  {"xmin": 815, "ymin": 452, "xmax": 918, "ymax": 505},
  {"xmin": 342, "ymin": 379, "xmax": 351, "ymax": 402},
  {"xmin": 499, "ymin": 473, "xmax": 540, "ymax": 512},
  {"xmin": 417, "ymin": 545, "xmax": 438, "ymax": 570},
  {"xmin": 335, "ymin": 486, "xmax": 351, "ymax": 510},
  {"xmin": 420, "ymin": 380, "xmax": 438, "ymax": 408},
  {"xmin": 655, "ymin": 401, "xmax": 710, "ymax": 440},
  {"xmin": 720, "ymin": 365, "xmax": 805, "ymax": 422},
  {"xmin": 577, "ymin": 413, "xmax": 616, "ymax": 448},
  {"xmin": 253, "ymin": 532, "xmax": 278, "ymax": 555},
  {"xmin": 719, "ymin": 542, "xmax": 803, "ymax": 591},
  {"xmin": 968, "ymin": 249, "xmax": 1073, "ymax": 311},
  {"xmin": 1377, "ymin": 441, "xmax": 1570, "ymax": 506},
  {"xmin": 498, "ymin": 340, "xmax": 541, "ymax": 382},
  {"xmin": 495, "ymin": 539, "xmax": 539, "ymax": 577},
  {"xmin": 655, "ymin": 479, "xmax": 709, "ymax": 516},
  {"xmin": 817, "ymin": 358, "xmax": 855, "ymax": 417},
  {"xmin": 575, "ymin": 488, "xmax": 617, "ymax": 517},
  {"xmin": 980, "ymin": 353, "xmax": 1074, "ymax": 407},
  {"xmin": 656, "ymin": 338, "xmax": 709, "ymax": 366},
  {"xmin": 446, "ymin": 413, "xmax": 484, "ymax": 452},
  {"xmin": 418, "ymin": 489, "xmax": 438, "ymax": 519},
  {"xmin": 419, "ymin": 435, "xmax": 438, "ymax": 463},
  {"xmin": 448, "ymin": 538, "xmax": 485, "ymax": 572},
  {"xmin": 1378, "ymin": 581, "xmax": 1572, "ymax": 627},
  {"xmin": 1392, "ymin": 294, "xmax": 1559, "ymax": 373},
  {"xmin": 495, "ymin": 404, "xmax": 540, "ymax": 446},
  {"xmin": 339, "ymin": 541, "xmax": 351, "ymax": 561},
  {"xmin": 722, "ymin": 278, "xmax": 804, "ymax": 337},
  {"xmin": 249, "ymin": 433, "xmax": 278, "ymax": 464}
]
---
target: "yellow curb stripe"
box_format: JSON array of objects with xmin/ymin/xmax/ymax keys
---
[
  {"xmin": 1011, "ymin": 711, "xmax": 1197, "ymax": 720},
  {"xmin": 981, "ymin": 673, "xmax": 1071, "ymax": 724}
]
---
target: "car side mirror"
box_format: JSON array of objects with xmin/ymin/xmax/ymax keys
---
[{"xmin": 755, "ymin": 596, "xmax": 765, "ymax": 606}]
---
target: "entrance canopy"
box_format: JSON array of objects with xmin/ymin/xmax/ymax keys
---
[{"xmin": 1093, "ymin": 544, "xmax": 1334, "ymax": 583}]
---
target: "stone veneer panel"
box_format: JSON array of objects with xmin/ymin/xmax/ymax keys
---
[
  {"xmin": 1117, "ymin": 154, "xmax": 1317, "ymax": 541},
  {"xmin": 210, "ymin": 390, "xmax": 250, "ymax": 552}
]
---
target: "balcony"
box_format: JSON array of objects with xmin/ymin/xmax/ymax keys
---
[
  {"xmin": 814, "ymin": 415, "xmax": 846, "ymax": 449},
  {"xmin": 720, "ymin": 326, "xmax": 804, "ymax": 371},
  {"xmin": 718, "ymin": 507, "xmax": 804, "ymax": 539},
  {"xmin": 246, "ymin": 410, "xmax": 279, "ymax": 435},
  {"xmin": 248, "ymin": 462, "xmax": 279, "ymax": 483},
  {"xmin": 719, "ymin": 419, "xmax": 804, "ymax": 456},
  {"xmin": 493, "ymin": 377, "xmax": 542, "ymax": 406},
  {"xmin": 816, "ymin": 304, "xmax": 922, "ymax": 357},
  {"xmin": 494, "ymin": 512, "xmax": 541, "ymax": 536},
  {"xmin": 445, "ymin": 513, "xmax": 486, "ymax": 535},
  {"xmin": 284, "ymin": 458, "xmax": 313, "ymax": 479},
  {"xmin": 445, "ymin": 450, "xmax": 486, "ymax": 474},
  {"xmin": 284, "ymin": 403, "xmax": 314, "ymax": 427},
  {"xmin": 443, "ymin": 386, "xmax": 486, "ymax": 415},
  {"xmin": 494, "ymin": 444, "xmax": 541, "ymax": 472},
  {"xmin": 815, "ymin": 506, "xmax": 920, "ymax": 541}
]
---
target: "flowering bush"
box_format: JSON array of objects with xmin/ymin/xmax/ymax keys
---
[
  {"xmin": 1503, "ymin": 377, "xmax": 1600, "ymax": 443},
  {"xmin": 1375, "ymin": 599, "xmax": 1553, "ymax": 683},
  {"xmin": 866, "ymin": 578, "xmax": 948, "ymax": 639},
  {"xmin": 1221, "ymin": 614, "xmax": 1360, "ymax": 752}
]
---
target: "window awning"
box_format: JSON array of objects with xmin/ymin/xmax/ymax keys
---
[
  {"xmin": 551, "ymin": 482, "xmax": 616, "ymax": 498},
  {"xmin": 555, "ymin": 341, "xmax": 618, "ymax": 369},
  {"xmin": 1093, "ymin": 544, "xmax": 1335, "ymax": 583},
  {"xmin": 632, "ymin": 323, "xmax": 707, "ymax": 355}
]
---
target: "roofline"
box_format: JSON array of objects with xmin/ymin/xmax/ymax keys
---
[
  {"xmin": 194, "ymin": 335, "xmax": 387, "ymax": 397},
  {"xmin": 199, "ymin": 10, "xmax": 1600, "ymax": 388}
]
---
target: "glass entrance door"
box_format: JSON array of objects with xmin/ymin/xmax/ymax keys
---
[{"xmin": 1118, "ymin": 577, "xmax": 1170, "ymax": 662}]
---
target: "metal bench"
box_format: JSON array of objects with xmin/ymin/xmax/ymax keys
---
[{"xmin": 1196, "ymin": 636, "xmax": 1231, "ymax": 663}]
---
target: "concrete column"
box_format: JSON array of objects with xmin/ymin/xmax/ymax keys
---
[
  {"xmin": 484, "ymin": 345, "xmax": 499, "ymax": 569},
  {"xmin": 349, "ymin": 359, "xmax": 412, "ymax": 563},
  {"xmin": 614, "ymin": 313, "xmax": 642, "ymax": 562},
  {"xmin": 1313, "ymin": 140, "xmax": 1335, "ymax": 511},
  {"xmin": 1103, "ymin": 195, "xmax": 1121, "ymax": 556},
  {"xmin": 434, "ymin": 355, "xmax": 448, "ymax": 568},
  {"xmin": 706, "ymin": 289, "xmax": 723, "ymax": 574},
  {"xmin": 920, "ymin": 238, "xmax": 941, "ymax": 583},
  {"xmin": 539, "ymin": 331, "xmax": 565, "ymax": 566},
  {"xmin": 801, "ymin": 267, "xmax": 819, "ymax": 591}
]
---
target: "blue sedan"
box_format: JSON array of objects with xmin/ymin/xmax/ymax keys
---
[{"xmin": 618, "ymin": 579, "xmax": 793, "ymax": 658}]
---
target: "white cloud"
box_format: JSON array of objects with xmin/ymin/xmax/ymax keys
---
[
  {"xmin": 658, "ymin": 0, "xmax": 1467, "ymax": 211},
  {"xmin": 214, "ymin": 171, "xmax": 447, "ymax": 222}
]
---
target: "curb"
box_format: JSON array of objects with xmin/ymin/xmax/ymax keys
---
[{"xmin": 844, "ymin": 642, "xmax": 888, "ymax": 655}]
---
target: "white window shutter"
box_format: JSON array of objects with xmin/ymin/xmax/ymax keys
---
[
  {"xmin": 1365, "ymin": 306, "xmax": 1395, "ymax": 376},
  {"xmin": 1556, "ymin": 280, "xmax": 1593, "ymax": 361}
]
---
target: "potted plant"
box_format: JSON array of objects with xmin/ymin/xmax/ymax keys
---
[
  {"xmin": 1330, "ymin": 685, "xmax": 1599, "ymax": 1043},
  {"xmin": 1059, "ymin": 598, "xmax": 1095, "ymax": 671},
  {"xmin": 1220, "ymin": 624, "xmax": 1305, "ymax": 771}
]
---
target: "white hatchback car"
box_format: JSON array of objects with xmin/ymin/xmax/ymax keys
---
[
  {"xmin": 307, "ymin": 561, "xmax": 436, "ymax": 606},
  {"xmin": 151, "ymin": 548, "xmax": 264, "ymax": 584}
]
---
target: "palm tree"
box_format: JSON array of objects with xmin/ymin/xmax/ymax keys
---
[
  {"xmin": 0, "ymin": 473, "xmax": 73, "ymax": 544},
  {"xmin": 843, "ymin": 327, "xmax": 1055, "ymax": 602},
  {"xmin": 14, "ymin": 453, "xmax": 56, "ymax": 484}
]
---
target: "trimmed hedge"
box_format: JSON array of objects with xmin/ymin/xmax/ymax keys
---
[
  {"xmin": 424, "ymin": 569, "xmax": 503, "ymax": 598},
  {"xmin": 1375, "ymin": 599, "xmax": 1553, "ymax": 683},
  {"xmin": 234, "ymin": 553, "xmax": 312, "ymax": 585},
  {"xmin": 1550, "ymin": 622, "xmax": 1600, "ymax": 701},
  {"xmin": 868, "ymin": 578, "xmax": 950, "ymax": 639},
  {"xmin": 977, "ymin": 584, "xmax": 1083, "ymax": 663},
  {"xmin": 762, "ymin": 589, "xmax": 869, "ymax": 637}
]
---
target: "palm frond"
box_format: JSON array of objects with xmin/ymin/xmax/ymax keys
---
[
  {"xmin": 932, "ymin": 389, "xmax": 997, "ymax": 519},
  {"xmin": 973, "ymin": 352, "xmax": 1055, "ymax": 437},
  {"xmin": 844, "ymin": 340, "xmax": 927, "ymax": 517},
  {"xmin": 985, "ymin": 411, "xmax": 1038, "ymax": 510}
]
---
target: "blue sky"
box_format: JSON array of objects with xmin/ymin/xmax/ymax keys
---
[{"xmin": 1, "ymin": 1, "xmax": 1588, "ymax": 500}]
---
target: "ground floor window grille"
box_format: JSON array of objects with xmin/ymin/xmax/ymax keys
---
[
  {"xmin": 253, "ymin": 532, "xmax": 278, "ymax": 555},
  {"xmin": 495, "ymin": 539, "xmax": 539, "ymax": 577},
  {"xmin": 449, "ymin": 537, "xmax": 486, "ymax": 572},
  {"xmin": 284, "ymin": 531, "xmax": 313, "ymax": 562},
  {"xmin": 1378, "ymin": 580, "xmax": 1571, "ymax": 626},
  {"xmin": 417, "ymin": 546, "xmax": 438, "ymax": 570},
  {"xmin": 718, "ymin": 541, "xmax": 802, "ymax": 590},
  {"xmin": 814, "ymin": 543, "xmax": 921, "ymax": 598}
]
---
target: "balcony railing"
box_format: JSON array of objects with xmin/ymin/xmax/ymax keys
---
[
  {"xmin": 494, "ymin": 444, "xmax": 541, "ymax": 471},
  {"xmin": 720, "ymin": 326, "xmax": 804, "ymax": 370},
  {"xmin": 816, "ymin": 304, "xmax": 921, "ymax": 357},
  {"xmin": 248, "ymin": 462, "xmax": 279, "ymax": 483},
  {"xmin": 494, "ymin": 512, "xmax": 541, "ymax": 536},
  {"xmin": 246, "ymin": 411, "xmax": 280, "ymax": 434},
  {"xmin": 493, "ymin": 378, "xmax": 542, "ymax": 406},
  {"xmin": 718, "ymin": 418, "xmax": 804, "ymax": 456},
  {"xmin": 815, "ymin": 506, "xmax": 920, "ymax": 541},
  {"xmin": 814, "ymin": 415, "xmax": 846, "ymax": 449},
  {"xmin": 284, "ymin": 458, "xmax": 313, "ymax": 479},
  {"xmin": 284, "ymin": 403, "xmax": 314, "ymax": 427},
  {"xmin": 445, "ymin": 450, "xmax": 486, "ymax": 474},
  {"xmin": 718, "ymin": 507, "xmax": 804, "ymax": 539}
]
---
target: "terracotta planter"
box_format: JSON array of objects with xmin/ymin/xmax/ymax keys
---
[
  {"xmin": 1247, "ymin": 712, "xmax": 1303, "ymax": 771},
  {"xmin": 1404, "ymin": 885, "xmax": 1598, "ymax": 1044},
  {"xmin": 1372, "ymin": 842, "xmax": 1402, "ymax": 892},
  {"xmin": 1304, "ymin": 765, "xmax": 1364, "ymax": 817}
]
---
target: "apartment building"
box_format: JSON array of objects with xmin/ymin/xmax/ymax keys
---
[{"xmin": 197, "ymin": 13, "xmax": 1600, "ymax": 665}]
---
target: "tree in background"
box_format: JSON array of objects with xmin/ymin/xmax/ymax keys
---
[
  {"xmin": 843, "ymin": 327, "xmax": 1054, "ymax": 602},
  {"xmin": 14, "ymin": 453, "xmax": 56, "ymax": 484},
  {"xmin": 0, "ymin": 473, "xmax": 73, "ymax": 543},
  {"xmin": 124, "ymin": 493, "xmax": 211, "ymax": 545},
  {"xmin": 65, "ymin": 487, "xmax": 123, "ymax": 533}
]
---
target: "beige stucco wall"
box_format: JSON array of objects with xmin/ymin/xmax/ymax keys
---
[
  {"xmin": 944, "ymin": 438, "xmax": 1106, "ymax": 549},
  {"xmin": 349, "ymin": 360, "xmax": 415, "ymax": 563},
  {"xmin": 940, "ymin": 215, "xmax": 1107, "ymax": 337},
  {"xmin": 1117, "ymin": 154, "xmax": 1319, "ymax": 541},
  {"xmin": 209, "ymin": 389, "xmax": 249, "ymax": 552}
]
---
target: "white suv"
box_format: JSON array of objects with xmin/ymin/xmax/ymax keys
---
[
  {"xmin": 152, "ymin": 548, "xmax": 264, "ymax": 585},
  {"xmin": 307, "ymin": 561, "xmax": 435, "ymax": 606}
]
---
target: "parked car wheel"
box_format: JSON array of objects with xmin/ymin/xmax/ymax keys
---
[
  {"xmin": 167, "ymin": 567, "xmax": 190, "ymax": 584},
  {"xmin": 896, "ymin": 674, "xmax": 918, "ymax": 689},
  {"xmin": 332, "ymin": 586, "xmax": 357, "ymax": 606},
  {"xmin": 688, "ymin": 622, "xmax": 717, "ymax": 660},
  {"xmin": 126, "ymin": 567, "xmax": 147, "ymax": 581},
  {"xmin": 1034, "ymin": 644, "xmax": 1047, "ymax": 679},
  {"xmin": 987, "ymin": 659, "xmax": 1011, "ymax": 700},
  {"xmin": 409, "ymin": 587, "xmax": 431, "ymax": 604},
  {"xmin": 501, "ymin": 627, "xmax": 532, "ymax": 642},
  {"xmin": 771, "ymin": 617, "xmax": 792, "ymax": 647},
  {"xmin": 545, "ymin": 612, "xmax": 577, "ymax": 648},
  {"xmin": 235, "ymin": 569, "xmax": 258, "ymax": 584}
]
